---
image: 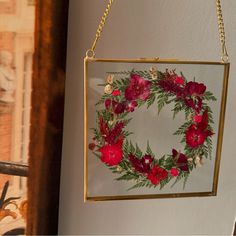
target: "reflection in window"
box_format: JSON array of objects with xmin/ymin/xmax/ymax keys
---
[{"xmin": 0, "ymin": 0, "xmax": 34, "ymax": 234}]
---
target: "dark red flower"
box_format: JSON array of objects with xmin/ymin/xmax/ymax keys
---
[
  {"xmin": 172, "ymin": 149, "xmax": 189, "ymax": 172},
  {"xmin": 198, "ymin": 109, "xmax": 212, "ymax": 131},
  {"xmin": 184, "ymin": 96, "xmax": 203, "ymax": 113},
  {"xmin": 158, "ymin": 79, "xmax": 184, "ymax": 97},
  {"xmin": 158, "ymin": 70, "xmax": 184, "ymax": 97},
  {"xmin": 147, "ymin": 165, "xmax": 168, "ymax": 185},
  {"xmin": 125, "ymin": 74, "xmax": 151, "ymax": 101},
  {"xmin": 99, "ymin": 117, "xmax": 109, "ymax": 136},
  {"xmin": 129, "ymin": 154, "xmax": 153, "ymax": 174},
  {"xmin": 105, "ymin": 99, "xmax": 126, "ymax": 114},
  {"xmin": 183, "ymin": 81, "xmax": 206, "ymax": 113},
  {"xmin": 105, "ymin": 122, "xmax": 124, "ymax": 144},
  {"xmin": 126, "ymin": 101, "xmax": 138, "ymax": 112},
  {"xmin": 184, "ymin": 81, "xmax": 206, "ymax": 96},
  {"xmin": 104, "ymin": 99, "xmax": 112, "ymax": 109},
  {"xmin": 99, "ymin": 142, "xmax": 123, "ymax": 166},
  {"xmin": 88, "ymin": 143, "xmax": 96, "ymax": 151},
  {"xmin": 185, "ymin": 110, "xmax": 213, "ymax": 148},
  {"xmin": 112, "ymin": 101, "xmax": 126, "ymax": 114}
]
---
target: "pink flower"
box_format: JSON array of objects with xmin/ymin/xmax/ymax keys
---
[
  {"xmin": 147, "ymin": 165, "xmax": 168, "ymax": 185},
  {"xmin": 125, "ymin": 74, "xmax": 151, "ymax": 101},
  {"xmin": 174, "ymin": 76, "xmax": 185, "ymax": 85},
  {"xmin": 112, "ymin": 90, "xmax": 121, "ymax": 96},
  {"xmin": 170, "ymin": 168, "xmax": 179, "ymax": 177},
  {"xmin": 99, "ymin": 142, "xmax": 123, "ymax": 166}
]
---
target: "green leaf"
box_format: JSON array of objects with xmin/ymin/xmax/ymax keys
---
[
  {"xmin": 147, "ymin": 93, "xmax": 156, "ymax": 108},
  {"xmin": 116, "ymin": 173, "xmax": 138, "ymax": 181},
  {"xmin": 128, "ymin": 181, "xmax": 146, "ymax": 191},
  {"xmin": 172, "ymin": 101, "xmax": 183, "ymax": 119},
  {"xmin": 174, "ymin": 121, "xmax": 191, "ymax": 135},
  {"xmin": 157, "ymin": 93, "xmax": 168, "ymax": 114},
  {"xmin": 135, "ymin": 144, "xmax": 143, "ymax": 158},
  {"xmin": 203, "ymin": 91, "xmax": 217, "ymax": 101},
  {"xmin": 183, "ymin": 173, "xmax": 189, "ymax": 190},
  {"xmin": 130, "ymin": 141, "xmax": 136, "ymax": 154},
  {"xmin": 146, "ymin": 141, "xmax": 155, "ymax": 157}
]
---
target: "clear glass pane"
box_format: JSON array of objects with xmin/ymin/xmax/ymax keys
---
[{"xmin": 86, "ymin": 60, "xmax": 227, "ymax": 199}]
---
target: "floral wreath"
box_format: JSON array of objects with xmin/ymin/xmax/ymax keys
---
[{"xmin": 88, "ymin": 67, "xmax": 216, "ymax": 190}]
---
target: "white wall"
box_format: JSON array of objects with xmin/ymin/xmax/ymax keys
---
[{"xmin": 59, "ymin": 0, "xmax": 236, "ymax": 235}]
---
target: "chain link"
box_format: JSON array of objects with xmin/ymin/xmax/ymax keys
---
[{"xmin": 86, "ymin": 0, "xmax": 229, "ymax": 62}]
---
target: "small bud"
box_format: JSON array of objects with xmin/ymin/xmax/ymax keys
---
[{"xmin": 104, "ymin": 84, "xmax": 113, "ymax": 94}]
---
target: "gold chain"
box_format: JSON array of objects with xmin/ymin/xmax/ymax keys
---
[
  {"xmin": 86, "ymin": 0, "xmax": 229, "ymax": 62},
  {"xmin": 216, "ymin": 0, "xmax": 229, "ymax": 62},
  {"xmin": 86, "ymin": 0, "xmax": 114, "ymax": 58}
]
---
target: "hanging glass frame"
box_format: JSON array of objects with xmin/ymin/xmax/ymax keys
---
[{"xmin": 84, "ymin": 58, "xmax": 229, "ymax": 201}]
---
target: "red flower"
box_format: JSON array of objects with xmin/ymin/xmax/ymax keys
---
[
  {"xmin": 126, "ymin": 101, "xmax": 138, "ymax": 112},
  {"xmin": 129, "ymin": 154, "xmax": 153, "ymax": 174},
  {"xmin": 125, "ymin": 74, "xmax": 151, "ymax": 101},
  {"xmin": 184, "ymin": 81, "xmax": 206, "ymax": 96},
  {"xmin": 174, "ymin": 76, "xmax": 185, "ymax": 85},
  {"xmin": 193, "ymin": 114, "xmax": 203, "ymax": 123},
  {"xmin": 185, "ymin": 110, "xmax": 213, "ymax": 148},
  {"xmin": 99, "ymin": 142, "xmax": 123, "ymax": 166},
  {"xmin": 170, "ymin": 168, "xmax": 179, "ymax": 177},
  {"xmin": 112, "ymin": 90, "xmax": 121, "ymax": 96},
  {"xmin": 147, "ymin": 165, "xmax": 168, "ymax": 185},
  {"xmin": 172, "ymin": 149, "xmax": 189, "ymax": 172},
  {"xmin": 185, "ymin": 125, "xmax": 206, "ymax": 148}
]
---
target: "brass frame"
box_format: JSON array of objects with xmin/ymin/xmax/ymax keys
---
[{"xmin": 84, "ymin": 58, "xmax": 230, "ymax": 202}]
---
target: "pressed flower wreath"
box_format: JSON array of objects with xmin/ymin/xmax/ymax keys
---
[{"xmin": 88, "ymin": 67, "xmax": 217, "ymax": 190}]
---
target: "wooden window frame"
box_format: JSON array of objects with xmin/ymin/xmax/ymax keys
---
[{"xmin": 27, "ymin": 0, "xmax": 69, "ymax": 235}]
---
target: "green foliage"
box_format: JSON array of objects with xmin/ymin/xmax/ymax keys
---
[
  {"xmin": 203, "ymin": 91, "xmax": 217, "ymax": 101},
  {"xmin": 174, "ymin": 121, "xmax": 191, "ymax": 135},
  {"xmin": 147, "ymin": 93, "xmax": 156, "ymax": 108},
  {"xmin": 157, "ymin": 92, "xmax": 169, "ymax": 113},
  {"xmin": 146, "ymin": 141, "xmax": 155, "ymax": 158}
]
